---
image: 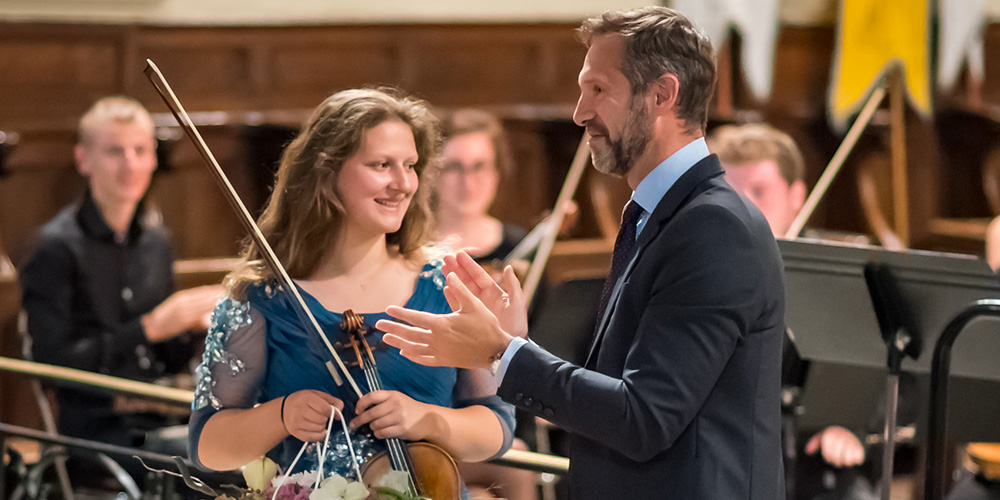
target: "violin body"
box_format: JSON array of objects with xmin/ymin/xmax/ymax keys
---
[{"xmin": 361, "ymin": 441, "xmax": 461, "ymax": 500}]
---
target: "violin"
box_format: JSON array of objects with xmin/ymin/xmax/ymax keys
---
[{"xmin": 340, "ymin": 310, "xmax": 461, "ymax": 500}]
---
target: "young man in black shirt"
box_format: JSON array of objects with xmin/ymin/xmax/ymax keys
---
[{"xmin": 19, "ymin": 96, "xmax": 221, "ymax": 483}]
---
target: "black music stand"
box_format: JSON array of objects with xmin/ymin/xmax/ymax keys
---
[
  {"xmin": 925, "ymin": 300, "xmax": 1000, "ymax": 500},
  {"xmin": 779, "ymin": 239, "xmax": 1000, "ymax": 498},
  {"xmin": 864, "ymin": 261, "xmax": 922, "ymax": 500}
]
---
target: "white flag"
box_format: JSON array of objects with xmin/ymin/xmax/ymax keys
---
[
  {"xmin": 938, "ymin": 0, "xmax": 987, "ymax": 91},
  {"xmin": 672, "ymin": 0, "xmax": 780, "ymax": 101}
]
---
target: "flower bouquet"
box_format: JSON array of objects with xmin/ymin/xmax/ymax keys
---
[
  {"xmin": 167, "ymin": 405, "xmax": 430, "ymax": 500},
  {"xmin": 212, "ymin": 455, "xmax": 368, "ymax": 500},
  {"xmin": 229, "ymin": 456, "xmax": 428, "ymax": 500}
]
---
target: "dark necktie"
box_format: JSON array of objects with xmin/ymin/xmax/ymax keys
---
[{"xmin": 596, "ymin": 199, "xmax": 644, "ymax": 323}]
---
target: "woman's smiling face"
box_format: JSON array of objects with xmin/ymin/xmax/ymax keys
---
[{"xmin": 336, "ymin": 119, "xmax": 420, "ymax": 238}]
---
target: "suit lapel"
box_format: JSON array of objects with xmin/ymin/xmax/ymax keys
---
[{"xmin": 584, "ymin": 155, "xmax": 726, "ymax": 367}]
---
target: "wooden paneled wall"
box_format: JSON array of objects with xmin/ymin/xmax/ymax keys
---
[
  {"xmin": 6, "ymin": 21, "xmax": 1000, "ymax": 254},
  {"xmin": 0, "ymin": 21, "xmax": 594, "ymax": 261},
  {"xmin": 726, "ymin": 24, "xmax": 1000, "ymax": 254},
  {"xmin": 4, "ymin": 20, "xmax": 1000, "ymax": 427},
  {"xmin": 0, "ymin": 22, "xmax": 586, "ymax": 127}
]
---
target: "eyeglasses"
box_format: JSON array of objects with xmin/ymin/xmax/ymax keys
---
[{"xmin": 440, "ymin": 161, "xmax": 497, "ymax": 177}]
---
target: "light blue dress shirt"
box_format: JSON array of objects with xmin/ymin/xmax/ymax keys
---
[{"xmin": 497, "ymin": 138, "xmax": 710, "ymax": 384}]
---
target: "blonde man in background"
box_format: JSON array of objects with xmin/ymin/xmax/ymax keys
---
[
  {"xmin": 709, "ymin": 123, "xmax": 806, "ymax": 238},
  {"xmin": 711, "ymin": 123, "xmax": 877, "ymax": 500},
  {"xmin": 20, "ymin": 96, "xmax": 221, "ymax": 486}
]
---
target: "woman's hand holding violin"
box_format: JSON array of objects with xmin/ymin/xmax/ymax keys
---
[
  {"xmin": 350, "ymin": 390, "xmax": 434, "ymax": 441},
  {"xmin": 281, "ymin": 390, "xmax": 344, "ymax": 443}
]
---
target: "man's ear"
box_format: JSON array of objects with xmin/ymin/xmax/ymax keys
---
[
  {"xmin": 653, "ymin": 73, "xmax": 680, "ymax": 113},
  {"xmin": 789, "ymin": 180, "xmax": 807, "ymax": 214},
  {"xmin": 74, "ymin": 144, "xmax": 89, "ymax": 176}
]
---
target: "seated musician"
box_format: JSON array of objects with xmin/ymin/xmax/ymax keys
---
[
  {"xmin": 434, "ymin": 109, "xmax": 530, "ymax": 271},
  {"xmin": 708, "ymin": 123, "xmax": 806, "ymax": 238},
  {"xmin": 18, "ymin": 96, "xmax": 222, "ymax": 482},
  {"xmin": 986, "ymin": 217, "xmax": 1000, "ymax": 272},
  {"xmin": 710, "ymin": 123, "xmax": 882, "ymax": 499},
  {"xmin": 188, "ymin": 88, "xmax": 516, "ymax": 497},
  {"xmin": 436, "ymin": 108, "xmax": 538, "ymax": 500}
]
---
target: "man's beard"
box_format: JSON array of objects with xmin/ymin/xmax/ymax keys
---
[{"xmin": 590, "ymin": 96, "xmax": 652, "ymax": 177}]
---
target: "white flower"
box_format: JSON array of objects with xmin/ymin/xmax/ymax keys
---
[
  {"xmin": 272, "ymin": 470, "xmax": 317, "ymax": 490},
  {"xmin": 342, "ymin": 481, "xmax": 369, "ymax": 500},
  {"xmin": 374, "ymin": 470, "xmax": 410, "ymax": 494},
  {"xmin": 305, "ymin": 474, "xmax": 369, "ymax": 500},
  {"xmin": 308, "ymin": 486, "xmax": 338, "ymax": 500},
  {"xmin": 241, "ymin": 456, "xmax": 278, "ymax": 491},
  {"xmin": 294, "ymin": 471, "xmax": 318, "ymax": 488},
  {"xmin": 315, "ymin": 475, "xmax": 348, "ymax": 497}
]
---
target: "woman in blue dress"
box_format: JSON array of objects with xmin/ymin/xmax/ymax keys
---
[{"xmin": 187, "ymin": 88, "xmax": 515, "ymax": 491}]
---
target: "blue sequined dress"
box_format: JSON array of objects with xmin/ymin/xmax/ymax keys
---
[{"xmin": 188, "ymin": 261, "xmax": 514, "ymax": 483}]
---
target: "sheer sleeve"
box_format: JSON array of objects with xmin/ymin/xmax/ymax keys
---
[
  {"xmin": 188, "ymin": 297, "xmax": 267, "ymax": 467},
  {"xmin": 454, "ymin": 367, "xmax": 515, "ymax": 459}
]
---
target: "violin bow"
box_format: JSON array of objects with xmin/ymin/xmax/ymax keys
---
[
  {"xmin": 143, "ymin": 59, "xmax": 364, "ymax": 399},
  {"xmin": 518, "ymin": 133, "xmax": 590, "ymax": 304}
]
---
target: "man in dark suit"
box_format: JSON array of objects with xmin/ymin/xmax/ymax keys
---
[{"xmin": 379, "ymin": 7, "xmax": 786, "ymax": 500}]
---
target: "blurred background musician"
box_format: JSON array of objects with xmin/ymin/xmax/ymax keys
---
[
  {"xmin": 435, "ymin": 109, "xmax": 526, "ymax": 270},
  {"xmin": 18, "ymin": 96, "xmax": 222, "ymax": 485},
  {"xmin": 435, "ymin": 108, "xmax": 539, "ymax": 500},
  {"xmin": 710, "ymin": 122, "xmax": 922, "ymax": 500},
  {"xmin": 986, "ymin": 217, "xmax": 1000, "ymax": 272},
  {"xmin": 709, "ymin": 123, "xmax": 806, "ymax": 238},
  {"xmin": 434, "ymin": 108, "xmax": 572, "ymax": 302}
]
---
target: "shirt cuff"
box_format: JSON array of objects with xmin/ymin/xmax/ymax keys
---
[{"xmin": 496, "ymin": 336, "xmax": 527, "ymax": 386}]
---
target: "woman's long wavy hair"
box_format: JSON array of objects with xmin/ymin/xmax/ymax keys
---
[{"xmin": 227, "ymin": 87, "xmax": 441, "ymax": 299}]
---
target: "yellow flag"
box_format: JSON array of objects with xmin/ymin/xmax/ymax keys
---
[{"xmin": 830, "ymin": 0, "xmax": 931, "ymax": 130}]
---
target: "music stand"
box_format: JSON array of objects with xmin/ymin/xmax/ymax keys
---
[
  {"xmin": 925, "ymin": 300, "xmax": 1000, "ymax": 500},
  {"xmin": 779, "ymin": 238, "xmax": 1000, "ymax": 497},
  {"xmin": 864, "ymin": 261, "xmax": 921, "ymax": 500}
]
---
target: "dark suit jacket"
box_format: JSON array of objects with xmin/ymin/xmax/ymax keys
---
[{"xmin": 498, "ymin": 155, "xmax": 786, "ymax": 500}]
